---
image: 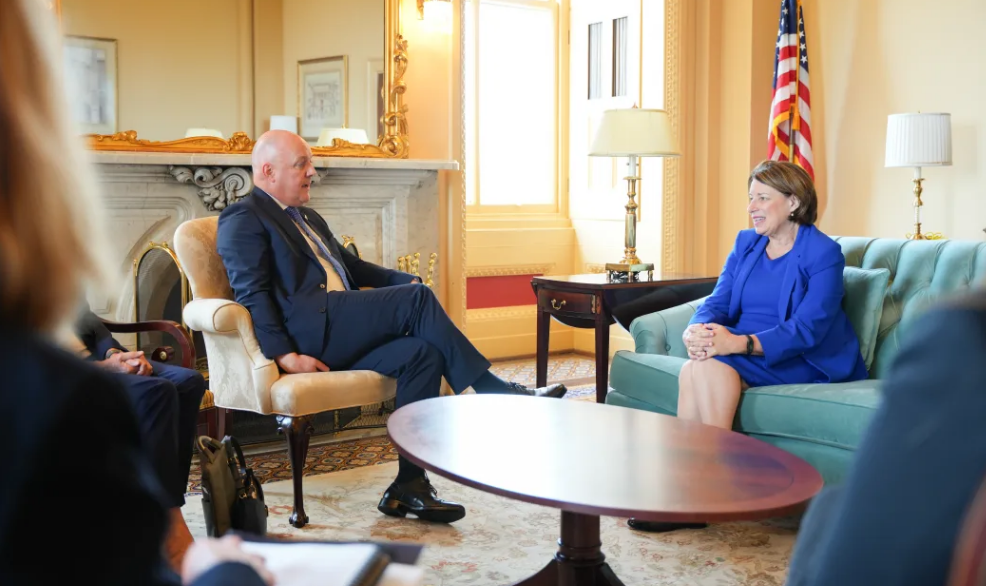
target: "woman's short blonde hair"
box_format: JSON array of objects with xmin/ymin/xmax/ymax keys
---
[
  {"xmin": 0, "ymin": 0, "xmax": 110, "ymax": 334},
  {"xmin": 748, "ymin": 160, "xmax": 818, "ymax": 225}
]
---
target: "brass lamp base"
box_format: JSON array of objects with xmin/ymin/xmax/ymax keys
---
[{"xmin": 606, "ymin": 262, "xmax": 654, "ymax": 283}]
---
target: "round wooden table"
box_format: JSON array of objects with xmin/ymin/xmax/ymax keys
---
[{"xmin": 387, "ymin": 395, "xmax": 823, "ymax": 586}]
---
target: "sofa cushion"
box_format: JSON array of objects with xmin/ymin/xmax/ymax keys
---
[
  {"xmin": 609, "ymin": 350, "xmax": 883, "ymax": 450},
  {"xmin": 842, "ymin": 266, "xmax": 891, "ymax": 371},
  {"xmin": 608, "ymin": 350, "xmax": 687, "ymax": 415},
  {"xmin": 735, "ymin": 381, "xmax": 883, "ymax": 450}
]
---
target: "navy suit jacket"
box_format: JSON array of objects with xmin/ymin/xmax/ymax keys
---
[
  {"xmin": 0, "ymin": 327, "xmax": 264, "ymax": 586},
  {"xmin": 691, "ymin": 224, "xmax": 867, "ymax": 383},
  {"xmin": 217, "ymin": 188, "xmax": 416, "ymax": 359}
]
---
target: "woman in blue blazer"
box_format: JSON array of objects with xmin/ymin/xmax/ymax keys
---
[
  {"xmin": 629, "ymin": 161, "xmax": 866, "ymax": 533},
  {"xmin": 682, "ymin": 160, "xmax": 867, "ymax": 429}
]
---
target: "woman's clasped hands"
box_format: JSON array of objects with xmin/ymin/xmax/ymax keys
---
[{"xmin": 683, "ymin": 323, "xmax": 743, "ymax": 360}]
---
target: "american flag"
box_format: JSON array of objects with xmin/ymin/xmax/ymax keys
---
[{"xmin": 767, "ymin": 0, "xmax": 814, "ymax": 179}]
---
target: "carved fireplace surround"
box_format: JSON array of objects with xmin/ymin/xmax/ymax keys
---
[{"xmin": 89, "ymin": 151, "xmax": 458, "ymax": 331}]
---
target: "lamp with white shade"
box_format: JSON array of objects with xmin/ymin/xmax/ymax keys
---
[
  {"xmin": 588, "ymin": 107, "xmax": 680, "ymax": 280},
  {"xmin": 269, "ymin": 115, "xmax": 299, "ymax": 134},
  {"xmin": 885, "ymin": 112, "xmax": 952, "ymax": 240},
  {"xmin": 317, "ymin": 128, "xmax": 370, "ymax": 147},
  {"xmin": 185, "ymin": 128, "xmax": 224, "ymax": 139}
]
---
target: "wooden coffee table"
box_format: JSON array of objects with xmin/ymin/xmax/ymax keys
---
[{"xmin": 388, "ymin": 395, "xmax": 823, "ymax": 586}]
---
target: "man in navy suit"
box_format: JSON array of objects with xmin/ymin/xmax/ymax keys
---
[
  {"xmin": 217, "ymin": 130, "xmax": 566, "ymax": 523},
  {"xmin": 71, "ymin": 307, "xmax": 205, "ymax": 567}
]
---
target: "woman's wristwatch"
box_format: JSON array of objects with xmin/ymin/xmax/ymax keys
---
[{"xmin": 745, "ymin": 335, "xmax": 754, "ymax": 355}]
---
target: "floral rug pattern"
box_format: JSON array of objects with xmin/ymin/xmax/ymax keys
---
[{"xmin": 183, "ymin": 463, "xmax": 800, "ymax": 586}]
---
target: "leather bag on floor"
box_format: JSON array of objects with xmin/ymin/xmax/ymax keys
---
[{"xmin": 198, "ymin": 435, "xmax": 268, "ymax": 537}]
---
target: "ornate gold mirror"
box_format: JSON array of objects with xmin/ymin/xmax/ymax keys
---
[{"xmin": 58, "ymin": 0, "xmax": 408, "ymax": 158}]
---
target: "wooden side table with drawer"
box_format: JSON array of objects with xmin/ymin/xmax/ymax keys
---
[{"xmin": 531, "ymin": 273, "xmax": 717, "ymax": 403}]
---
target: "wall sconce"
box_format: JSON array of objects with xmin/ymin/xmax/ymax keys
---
[{"xmin": 417, "ymin": 0, "xmax": 452, "ymax": 33}]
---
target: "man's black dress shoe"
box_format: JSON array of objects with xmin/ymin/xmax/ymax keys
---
[
  {"xmin": 507, "ymin": 382, "xmax": 568, "ymax": 398},
  {"xmin": 627, "ymin": 518, "xmax": 708, "ymax": 532},
  {"xmin": 377, "ymin": 474, "xmax": 466, "ymax": 523}
]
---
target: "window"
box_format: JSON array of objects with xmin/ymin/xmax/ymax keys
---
[
  {"xmin": 466, "ymin": 0, "xmax": 560, "ymax": 210},
  {"xmin": 588, "ymin": 22, "xmax": 602, "ymax": 99},
  {"xmin": 612, "ymin": 16, "xmax": 627, "ymax": 97}
]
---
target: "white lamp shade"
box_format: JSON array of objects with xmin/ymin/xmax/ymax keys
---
[
  {"xmin": 885, "ymin": 113, "xmax": 952, "ymax": 167},
  {"xmin": 588, "ymin": 108, "xmax": 680, "ymax": 157},
  {"xmin": 317, "ymin": 127, "xmax": 370, "ymax": 146},
  {"xmin": 269, "ymin": 115, "xmax": 298, "ymax": 134},
  {"xmin": 185, "ymin": 128, "xmax": 224, "ymax": 139}
]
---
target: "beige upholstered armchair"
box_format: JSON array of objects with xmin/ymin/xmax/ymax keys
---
[{"xmin": 173, "ymin": 217, "xmax": 397, "ymax": 528}]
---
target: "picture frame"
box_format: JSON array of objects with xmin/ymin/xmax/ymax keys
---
[
  {"xmin": 298, "ymin": 55, "xmax": 349, "ymax": 140},
  {"xmin": 366, "ymin": 58, "xmax": 385, "ymax": 143},
  {"xmin": 63, "ymin": 35, "xmax": 118, "ymax": 135}
]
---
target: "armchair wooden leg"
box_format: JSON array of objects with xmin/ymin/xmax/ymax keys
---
[
  {"xmin": 276, "ymin": 414, "xmax": 314, "ymax": 528},
  {"xmin": 217, "ymin": 409, "xmax": 233, "ymax": 438}
]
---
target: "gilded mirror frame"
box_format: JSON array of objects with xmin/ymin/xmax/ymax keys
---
[{"xmin": 82, "ymin": 0, "xmax": 409, "ymax": 158}]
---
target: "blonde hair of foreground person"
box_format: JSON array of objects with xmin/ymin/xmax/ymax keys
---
[{"xmin": 0, "ymin": 0, "xmax": 110, "ymax": 335}]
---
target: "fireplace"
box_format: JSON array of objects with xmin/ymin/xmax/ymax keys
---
[{"xmin": 90, "ymin": 152, "xmax": 457, "ymax": 445}]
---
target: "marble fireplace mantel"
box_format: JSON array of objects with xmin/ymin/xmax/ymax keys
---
[{"xmin": 89, "ymin": 151, "xmax": 458, "ymax": 330}]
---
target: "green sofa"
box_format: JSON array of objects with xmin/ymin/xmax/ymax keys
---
[{"xmin": 606, "ymin": 237, "xmax": 986, "ymax": 484}]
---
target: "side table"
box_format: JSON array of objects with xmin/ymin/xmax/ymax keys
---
[{"xmin": 531, "ymin": 273, "xmax": 717, "ymax": 403}]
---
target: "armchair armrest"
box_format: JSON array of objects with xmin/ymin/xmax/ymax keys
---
[
  {"xmin": 100, "ymin": 318, "xmax": 195, "ymax": 369},
  {"xmin": 183, "ymin": 299, "xmax": 274, "ymax": 369},
  {"xmin": 628, "ymin": 297, "xmax": 707, "ymax": 357}
]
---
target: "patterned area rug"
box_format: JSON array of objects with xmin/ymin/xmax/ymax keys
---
[
  {"xmin": 182, "ymin": 463, "xmax": 800, "ymax": 586},
  {"xmin": 186, "ymin": 383, "xmax": 597, "ymax": 493}
]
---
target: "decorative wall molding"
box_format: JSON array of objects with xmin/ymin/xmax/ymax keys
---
[
  {"xmin": 662, "ymin": 0, "xmax": 683, "ymax": 274},
  {"xmin": 169, "ymin": 166, "xmax": 252, "ymax": 211},
  {"xmin": 465, "ymin": 263, "xmax": 554, "ymax": 278},
  {"xmin": 583, "ymin": 263, "xmax": 606, "ymax": 274},
  {"xmin": 466, "ymin": 305, "xmax": 538, "ymax": 323}
]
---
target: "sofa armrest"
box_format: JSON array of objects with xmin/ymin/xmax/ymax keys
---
[{"xmin": 628, "ymin": 297, "xmax": 707, "ymax": 357}]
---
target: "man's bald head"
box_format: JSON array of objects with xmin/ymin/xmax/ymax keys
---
[{"xmin": 251, "ymin": 130, "xmax": 316, "ymax": 207}]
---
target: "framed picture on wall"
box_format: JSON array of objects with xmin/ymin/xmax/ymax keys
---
[
  {"xmin": 298, "ymin": 55, "xmax": 348, "ymax": 140},
  {"xmin": 366, "ymin": 58, "xmax": 385, "ymax": 143},
  {"xmin": 63, "ymin": 35, "xmax": 117, "ymax": 135}
]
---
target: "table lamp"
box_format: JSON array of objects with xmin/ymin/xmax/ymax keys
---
[
  {"xmin": 269, "ymin": 115, "xmax": 299, "ymax": 134},
  {"xmin": 884, "ymin": 112, "xmax": 952, "ymax": 240},
  {"xmin": 317, "ymin": 128, "xmax": 370, "ymax": 147},
  {"xmin": 588, "ymin": 108, "xmax": 680, "ymax": 280},
  {"xmin": 184, "ymin": 128, "xmax": 224, "ymax": 139}
]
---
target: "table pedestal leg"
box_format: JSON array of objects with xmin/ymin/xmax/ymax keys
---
[{"xmin": 511, "ymin": 511, "xmax": 625, "ymax": 586}]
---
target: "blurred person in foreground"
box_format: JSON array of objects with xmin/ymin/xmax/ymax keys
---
[
  {"xmin": 786, "ymin": 292, "xmax": 986, "ymax": 585},
  {"xmin": 0, "ymin": 0, "xmax": 270, "ymax": 583}
]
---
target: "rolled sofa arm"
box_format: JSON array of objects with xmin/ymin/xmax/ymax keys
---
[{"xmin": 628, "ymin": 297, "xmax": 707, "ymax": 357}]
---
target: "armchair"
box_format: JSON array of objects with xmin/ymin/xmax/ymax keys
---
[{"xmin": 173, "ymin": 217, "xmax": 397, "ymax": 528}]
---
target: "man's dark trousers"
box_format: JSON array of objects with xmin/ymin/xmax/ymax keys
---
[
  {"xmin": 320, "ymin": 283, "xmax": 490, "ymax": 409},
  {"xmin": 116, "ymin": 361, "xmax": 206, "ymax": 507}
]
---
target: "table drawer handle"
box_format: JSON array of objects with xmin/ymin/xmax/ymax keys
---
[{"xmin": 551, "ymin": 299, "xmax": 567, "ymax": 310}]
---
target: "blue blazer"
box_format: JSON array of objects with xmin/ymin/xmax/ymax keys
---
[
  {"xmin": 217, "ymin": 188, "xmax": 416, "ymax": 360},
  {"xmin": 691, "ymin": 224, "xmax": 867, "ymax": 383}
]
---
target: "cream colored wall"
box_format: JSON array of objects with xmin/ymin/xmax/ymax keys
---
[
  {"xmin": 805, "ymin": 0, "xmax": 986, "ymax": 241},
  {"xmin": 253, "ymin": 0, "xmax": 285, "ymax": 136},
  {"xmin": 61, "ymin": 0, "xmax": 250, "ymax": 141},
  {"xmin": 281, "ymin": 0, "xmax": 385, "ymax": 140}
]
